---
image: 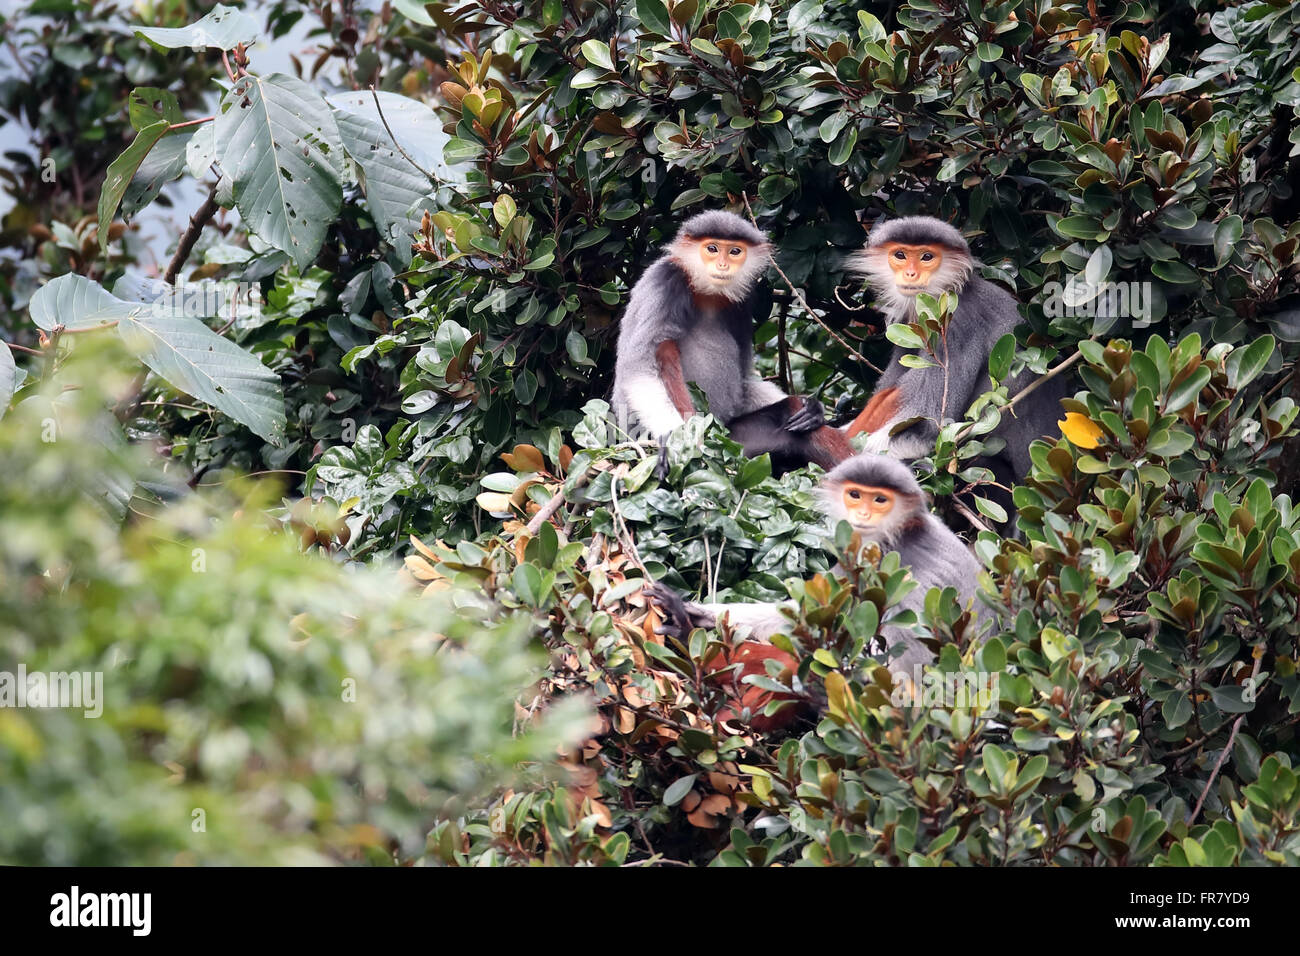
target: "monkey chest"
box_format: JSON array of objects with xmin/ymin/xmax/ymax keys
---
[{"xmin": 679, "ymin": 317, "xmax": 745, "ymax": 421}]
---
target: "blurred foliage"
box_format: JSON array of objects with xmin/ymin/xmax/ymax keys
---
[
  {"xmin": 2, "ymin": 0, "xmax": 1300, "ymax": 865},
  {"xmin": 0, "ymin": 340, "xmax": 590, "ymax": 865}
]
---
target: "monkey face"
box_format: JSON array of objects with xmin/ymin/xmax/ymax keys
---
[
  {"xmin": 671, "ymin": 230, "xmax": 768, "ymax": 302},
  {"xmin": 695, "ymin": 237, "xmax": 751, "ymax": 288},
  {"xmin": 881, "ymin": 243, "xmax": 944, "ymax": 294},
  {"xmin": 840, "ymin": 482, "xmax": 899, "ymax": 528}
]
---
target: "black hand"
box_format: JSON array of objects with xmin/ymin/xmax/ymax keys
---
[
  {"xmin": 784, "ymin": 397, "xmax": 826, "ymax": 433},
  {"xmin": 655, "ymin": 442, "xmax": 671, "ymax": 480},
  {"xmin": 644, "ymin": 582, "xmax": 691, "ymax": 640}
]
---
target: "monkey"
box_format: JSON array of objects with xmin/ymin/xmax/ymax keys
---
[
  {"xmin": 611, "ymin": 210, "xmax": 854, "ymax": 476},
  {"xmin": 844, "ymin": 216, "xmax": 1069, "ymax": 506},
  {"xmin": 643, "ymin": 453, "xmax": 984, "ymax": 728}
]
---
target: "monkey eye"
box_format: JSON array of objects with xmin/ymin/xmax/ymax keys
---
[
  {"xmin": 847, "ymin": 489, "xmax": 861, "ymax": 500},
  {"xmin": 706, "ymin": 243, "xmax": 719, "ymax": 254},
  {"xmin": 874, "ymin": 495, "xmax": 889, "ymax": 505},
  {"xmin": 729, "ymin": 246, "xmax": 743, "ymax": 257},
  {"xmin": 893, "ymin": 250, "xmax": 906, "ymax": 260},
  {"xmin": 920, "ymin": 252, "xmax": 934, "ymax": 262}
]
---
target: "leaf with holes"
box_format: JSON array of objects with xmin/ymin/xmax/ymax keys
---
[
  {"xmin": 329, "ymin": 91, "xmax": 456, "ymax": 256},
  {"xmin": 134, "ymin": 3, "xmax": 258, "ymax": 51},
  {"xmin": 217, "ymin": 73, "xmax": 344, "ymax": 271}
]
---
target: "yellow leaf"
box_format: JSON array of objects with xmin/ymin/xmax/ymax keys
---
[
  {"xmin": 1059, "ymin": 411, "xmax": 1103, "ymax": 449},
  {"xmin": 475, "ymin": 491, "xmax": 514, "ymax": 514}
]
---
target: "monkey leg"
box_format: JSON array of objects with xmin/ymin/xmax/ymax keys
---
[
  {"xmin": 728, "ymin": 399, "xmax": 854, "ymax": 474},
  {"xmin": 846, "ymin": 386, "xmax": 901, "ymax": 439}
]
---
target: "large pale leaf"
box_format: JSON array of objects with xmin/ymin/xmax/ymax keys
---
[
  {"xmin": 134, "ymin": 4, "xmax": 259, "ymax": 51},
  {"xmin": 0, "ymin": 339, "xmax": 14, "ymax": 419},
  {"xmin": 28, "ymin": 274, "xmax": 284, "ymax": 443},
  {"xmin": 30, "ymin": 273, "xmax": 143, "ymax": 331},
  {"xmin": 217, "ymin": 73, "xmax": 344, "ymax": 271},
  {"xmin": 118, "ymin": 311, "xmax": 286, "ymax": 445},
  {"xmin": 186, "ymin": 123, "xmax": 216, "ymax": 178},
  {"xmin": 328, "ymin": 91, "xmax": 454, "ymax": 254}
]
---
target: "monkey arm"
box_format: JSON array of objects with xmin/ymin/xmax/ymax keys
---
[
  {"xmin": 645, "ymin": 583, "xmax": 794, "ymax": 642},
  {"xmin": 612, "ymin": 259, "xmax": 700, "ymax": 438},
  {"xmin": 655, "ymin": 340, "xmax": 698, "ymax": 419}
]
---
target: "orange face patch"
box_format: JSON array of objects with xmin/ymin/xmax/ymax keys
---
[
  {"xmin": 880, "ymin": 242, "xmax": 944, "ymax": 292},
  {"xmin": 840, "ymin": 482, "xmax": 898, "ymax": 525},
  {"xmin": 696, "ymin": 237, "xmax": 750, "ymax": 283}
]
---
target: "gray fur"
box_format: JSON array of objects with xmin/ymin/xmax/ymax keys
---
[
  {"xmin": 867, "ymin": 215, "xmax": 968, "ymax": 254},
  {"xmin": 684, "ymin": 454, "xmax": 984, "ymax": 678},
  {"xmin": 611, "ymin": 213, "xmax": 781, "ymax": 438},
  {"xmin": 678, "ymin": 209, "xmax": 769, "ymax": 246},
  {"xmin": 825, "ymin": 453, "xmax": 923, "ymax": 498},
  {"xmin": 853, "ymin": 218, "xmax": 1067, "ymax": 481}
]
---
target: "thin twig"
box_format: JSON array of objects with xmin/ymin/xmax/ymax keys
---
[
  {"xmin": 165, "ymin": 183, "xmax": 220, "ymax": 285},
  {"xmin": 370, "ymin": 85, "xmax": 438, "ymax": 185},
  {"xmin": 949, "ymin": 496, "xmax": 993, "ymax": 535},
  {"xmin": 1187, "ymin": 655, "xmax": 1263, "ymax": 825},
  {"xmin": 953, "ymin": 349, "xmax": 1083, "ymax": 446},
  {"xmin": 742, "ymin": 194, "xmax": 884, "ymax": 375},
  {"xmin": 521, "ymin": 471, "xmax": 592, "ymax": 536},
  {"xmin": 609, "ymin": 467, "xmax": 648, "ymax": 575}
]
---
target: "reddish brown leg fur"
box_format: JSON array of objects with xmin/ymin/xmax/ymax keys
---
[
  {"xmin": 655, "ymin": 339, "xmax": 697, "ymax": 419},
  {"xmin": 846, "ymin": 386, "xmax": 901, "ymax": 438},
  {"xmin": 809, "ymin": 426, "xmax": 854, "ymax": 468}
]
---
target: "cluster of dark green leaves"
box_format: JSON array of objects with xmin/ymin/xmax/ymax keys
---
[{"xmin": 421, "ymin": 331, "xmax": 1300, "ymax": 866}]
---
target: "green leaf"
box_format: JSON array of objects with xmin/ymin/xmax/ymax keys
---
[
  {"xmin": 885, "ymin": 323, "xmax": 926, "ymax": 349},
  {"xmin": 121, "ymin": 130, "xmax": 191, "ymax": 220},
  {"xmin": 117, "ymin": 309, "xmax": 286, "ymax": 445},
  {"xmin": 29, "ymin": 273, "xmax": 141, "ymax": 331},
  {"xmin": 976, "ymin": 42, "xmax": 1003, "ymax": 63},
  {"xmin": 512, "ymin": 563, "xmax": 544, "ymax": 606},
  {"xmin": 97, "ymin": 119, "xmax": 171, "ymax": 254},
  {"xmin": 1165, "ymin": 366, "xmax": 1211, "ymax": 411},
  {"xmin": 565, "ymin": 329, "xmax": 590, "ymax": 365},
  {"xmin": 217, "ymin": 73, "xmax": 345, "ymax": 271},
  {"xmin": 827, "ymin": 126, "xmax": 858, "ymax": 167},
  {"xmin": 581, "ymin": 39, "xmax": 615, "ymax": 71},
  {"xmin": 737, "ymin": 454, "xmax": 772, "ymax": 490},
  {"xmin": 1226, "ymin": 335, "xmax": 1274, "ymax": 390},
  {"xmin": 1214, "ymin": 215, "xmax": 1243, "ymax": 263},
  {"xmin": 1157, "ymin": 205, "xmax": 1197, "ymax": 230},
  {"xmin": 637, "ymin": 0, "xmax": 672, "ymax": 35},
  {"xmin": 988, "ymin": 333, "xmax": 1015, "ymax": 381},
  {"xmin": 758, "ymin": 174, "xmax": 797, "ymax": 204},
  {"xmin": 134, "ymin": 3, "xmax": 259, "ymax": 51},
  {"xmin": 663, "ymin": 774, "xmax": 698, "ymax": 807},
  {"xmin": 329, "ymin": 90, "xmax": 456, "ymax": 256},
  {"xmin": 1151, "ymin": 259, "xmax": 1200, "ymax": 285},
  {"xmin": 514, "ymin": 368, "xmax": 538, "ymax": 404}
]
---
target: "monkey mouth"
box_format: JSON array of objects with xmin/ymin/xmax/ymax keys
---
[
  {"xmin": 896, "ymin": 284, "xmax": 928, "ymax": 294},
  {"xmin": 708, "ymin": 273, "xmax": 733, "ymax": 282}
]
